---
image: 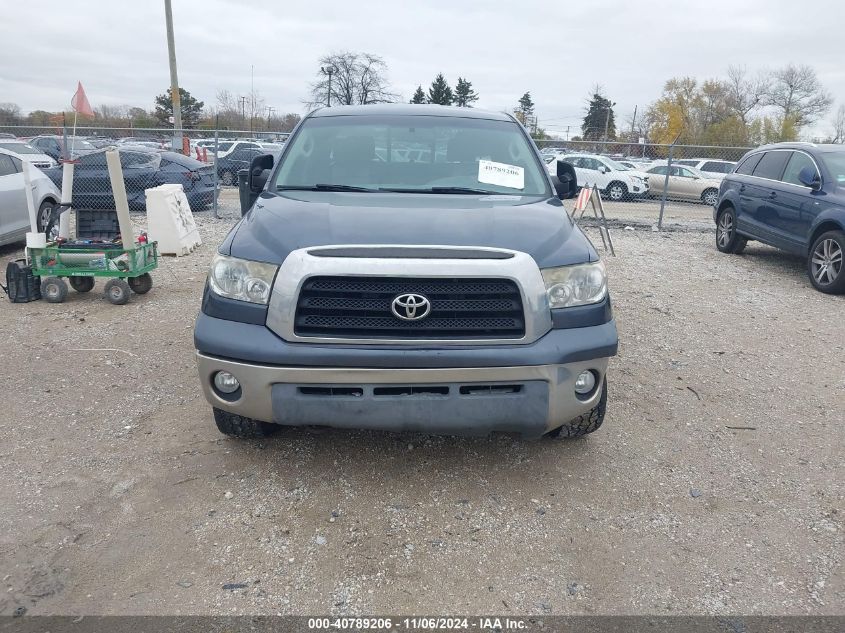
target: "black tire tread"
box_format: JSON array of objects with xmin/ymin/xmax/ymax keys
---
[
  {"xmin": 41, "ymin": 276, "xmax": 68, "ymax": 303},
  {"xmin": 104, "ymin": 278, "xmax": 131, "ymax": 305},
  {"xmin": 69, "ymin": 276, "xmax": 95, "ymax": 293},
  {"xmin": 548, "ymin": 378, "xmax": 608, "ymax": 439},
  {"xmin": 128, "ymin": 273, "xmax": 153, "ymax": 294},
  {"xmin": 213, "ymin": 408, "xmax": 277, "ymax": 438}
]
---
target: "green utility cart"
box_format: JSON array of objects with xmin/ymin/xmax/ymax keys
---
[{"xmin": 28, "ymin": 241, "xmax": 158, "ymax": 305}]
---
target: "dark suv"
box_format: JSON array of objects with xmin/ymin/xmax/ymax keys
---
[{"xmin": 714, "ymin": 143, "xmax": 845, "ymax": 293}]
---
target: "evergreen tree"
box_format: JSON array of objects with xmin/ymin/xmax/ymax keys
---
[
  {"xmin": 582, "ymin": 91, "xmax": 616, "ymax": 141},
  {"xmin": 154, "ymin": 87, "xmax": 204, "ymax": 129},
  {"xmin": 410, "ymin": 86, "xmax": 426, "ymax": 104},
  {"xmin": 514, "ymin": 92, "xmax": 536, "ymax": 128},
  {"xmin": 454, "ymin": 77, "xmax": 478, "ymax": 107},
  {"xmin": 427, "ymin": 74, "xmax": 453, "ymax": 106}
]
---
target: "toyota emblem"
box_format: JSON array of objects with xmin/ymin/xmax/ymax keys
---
[{"xmin": 391, "ymin": 293, "xmax": 431, "ymax": 321}]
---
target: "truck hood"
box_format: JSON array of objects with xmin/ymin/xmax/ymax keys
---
[{"xmin": 225, "ymin": 190, "xmax": 596, "ymax": 268}]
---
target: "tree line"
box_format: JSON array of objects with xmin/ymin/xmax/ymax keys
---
[
  {"xmin": 3, "ymin": 53, "xmax": 842, "ymax": 145},
  {"xmin": 579, "ymin": 64, "xmax": 840, "ymax": 147}
]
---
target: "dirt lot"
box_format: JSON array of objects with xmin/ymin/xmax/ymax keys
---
[{"xmin": 1, "ymin": 213, "xmax": 842, "ymax": 616}]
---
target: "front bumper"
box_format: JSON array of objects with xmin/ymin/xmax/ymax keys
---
[
  {"xmin": 195, "ymin": 313, "xmax": 617, "ymax": 438},
  {"xmin": 197, "ymin": 352, "xmax": 609, "ymax": 438}
]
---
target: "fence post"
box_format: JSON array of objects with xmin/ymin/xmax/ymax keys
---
[
  {"xmin": 657, "ymin": 144, "xmax": 674, "ymax": 230},
  {"xmin": 213, "ymin": 122, "xmax": 220, "ymax": 219}
]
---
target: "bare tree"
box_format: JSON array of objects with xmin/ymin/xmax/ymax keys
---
[
  {"xmin": 308, "ymin": 51, "xmax": 398, "ymax": 108},
  {"xmin": 0, "ymin": 102, "xmax": 22, "ymax": 125},
  {"xmin": 832, "ymin": 104, "xmax": 845, "ymax": 143},
  {"xmin": 765, "ymin": 64, "xmax": 832, "ymax": 129},
  {"xmin": 725, "ymin": 66, "xmax": 768, "ymax": 125}
]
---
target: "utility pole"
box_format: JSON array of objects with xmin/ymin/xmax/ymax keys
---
[
  {"xmin": 602, "ymin": 101, "xmax": 617, "ymax": 143},
  {"xmin": 239, "ymin": 96, "xmax": 246, "ymax": 128},
  {"xmin": 163, "ymin": 0, "xmax": 182, "ymax": 152},
  {"xmin": 321, "ymin": 66, "xmax": 335, "ymax": 107},
  {"xmin": 566, "ymin": 125, "xmax": 570, "ymax": 141},
  {"xmin": 250, "ymin": 64, "xmax": 254, "ymax": 134},
  {"xmin": 266, "ymin": 106, "xmax": 275, "ymax": 127},
  {"xmin": 630, "ymin": 105, "xmax": 638, "ymax": 147}
]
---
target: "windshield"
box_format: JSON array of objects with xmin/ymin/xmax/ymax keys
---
[
  {"xmin": 65, "ymin": 138, "xmax": 95, "ymax": 150},
  {"xmin": 821, "ymin": 151, "xmax": 845, "ymax": 185},
  {"xmin": 275, "ymin": 114, "xmax": 550, "ymax": 195},
  {"xmin": 604, "ymin": 158, "xmax": 629, "ymax": 171},
  {"xmin": 0, "ymin": 142, "xmax": 42, "ymax": 154}
]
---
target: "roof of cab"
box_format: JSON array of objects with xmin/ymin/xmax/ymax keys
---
[{"xmin": 308, "ymin": 103, "xmax": 514, "ymax": 121}]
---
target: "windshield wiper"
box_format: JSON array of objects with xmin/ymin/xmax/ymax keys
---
[
  {"xmin": 278, "ymin": 183, "xmax": 375, "ymax": 192},
  {"xmin": 379, "ymin": 186, "xmax": 505, "ymax": 195}
]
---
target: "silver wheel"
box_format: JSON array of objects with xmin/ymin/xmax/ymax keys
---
[
  {"xmin": 607, "ymin": 184, "xmax": 625, "ymax": 201},
  {"xmin": 38, "ymin": 202, "xmax": 53, "ymax": 232},
  {"xmin": 717, "ymin": 212, "xmax": 733, "ymax": 248},
  {"xmin": 221, "ymin": 171, "xmax": 235, "ymax": 186},
  {"xmin": 703, "ymin": 189, "xmax": 719, "ymax": 206},
  {"xmin": 811, "ymin": 238, "xmax": 843, "ymax": 286}
]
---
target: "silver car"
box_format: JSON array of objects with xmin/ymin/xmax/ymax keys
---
[
  {"xmin": 0, "ymin": 140, "xmax": 57, "ymax": 169},
  {"xmin": 0, "ymin": 148, "xmax": 61, "ymax": 246}
]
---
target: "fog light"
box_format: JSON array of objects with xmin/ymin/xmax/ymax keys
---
[
  {"xmin": 213, "ymin": 371, "xmax": 240, "ymax": 394},
  {"xmin": 574, "ymin": 370, "xmax": 597, "ymax": 395}
]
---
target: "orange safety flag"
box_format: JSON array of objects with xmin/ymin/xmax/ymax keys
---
[{"xmin": 71, "ymin": 81, "xmax": 94, "ymax": 117}]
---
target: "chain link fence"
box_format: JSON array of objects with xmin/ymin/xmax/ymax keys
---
[
  {"xmin": 533, "ymin": 139, "xmax": 752, "ymax": 229},
  {"xmin": 0, "ymin": 125, "xmax": 291, "ymax": 224},
  {"xmin": 1, "ymin": 124, "xmax": 754, "ymax": 233}
]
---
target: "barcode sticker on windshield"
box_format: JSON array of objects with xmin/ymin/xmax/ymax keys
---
[{"xmin": 478, "ymin": 160, "xmax": 524, "ymax": 190}]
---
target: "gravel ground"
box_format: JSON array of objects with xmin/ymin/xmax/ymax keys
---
[{"xmin": 0, "ymin": 212, "xmax": 842, "ymax": 616}]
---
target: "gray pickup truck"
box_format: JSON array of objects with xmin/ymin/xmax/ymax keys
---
[{"xmin": 194, "ymin": 104, "xmax": 618, "ymax": 440}]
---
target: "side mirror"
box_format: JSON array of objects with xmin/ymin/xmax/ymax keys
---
[
  {"xmin": 249, "ymin": 153, "xmax": 274, "ymax": 193},
  {"xmin": 798, "ymin": 166, "xmax": 821, "ymax": 190},
  {"xmin": 238, "ymin": 153, "xmax": 274, "ymax": 216},
  {"xmin": 598, "ymin": 165, "xmax": 609, "ymax": 174},
  {"xmin": 553, "ymin": 160, "xmax": 577, "ymax": 199}
]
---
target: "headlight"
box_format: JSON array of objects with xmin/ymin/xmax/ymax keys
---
[
  {"xmin": 208, "ymin": 253, "xmax": 278, "ymax": 304},
  {"xmin": 542, "ymin": 261, "xmax": 607, "ymax": 308}
]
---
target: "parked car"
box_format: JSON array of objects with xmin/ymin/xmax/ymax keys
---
[
  {"xmin": 194, "ymin": 104, "xmax": 617, "ymax": 440},
  {"xmin": 675, "ymin": 158, "xmax": 737, "ymax": 179},
  {"xmin": 0, "ymin": 148, "xmax": 61, "ymax": 246},
  {"xmin": 29, "ymin": 135, "xmax": 96, "ymax": 161},
  {"xmin": 715, "ymin": 142, "xmax": 845, "ymax": 294},
  {"xmin": 0, "ymin": 140, "xmax": 57, "ymax": 169},
  {"xmin": 43, "ymin": 149, "xmax": 217, "ymax": 212},
  {"xmin": 645, "ymin": 164, "xmax": 721, "ymax": 206},
  {"xmin": 214, "ymin": 140, "xmax": 262, "ymax": 158},
  {"xmin": 551, "ymin": 153, "xmax": 649, "ymax": 201},
  {"xmin": 215, "ymin": 147, "xmax": 278, "ymax": 186}
]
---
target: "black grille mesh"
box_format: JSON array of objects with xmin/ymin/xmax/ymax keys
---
[{"xmin": 295, "ymin": 276, "xmax": 525, "ymax": 339}]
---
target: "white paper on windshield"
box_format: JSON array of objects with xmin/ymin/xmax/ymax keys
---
[{"xmin": 478, "ymin": 159, "xmax": 525, "ymax": 190}]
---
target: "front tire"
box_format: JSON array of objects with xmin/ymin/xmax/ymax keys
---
[
  {"xmin": 606, "ymin": 182, "xmax": 627, "ymax": 202},
  {"xmin": 547, "ymin": 378, "xmax": 608, "ymax": 439},
  {"xmin": 213, "ymin": 408, "xmax": 277, "ymax": 438},
  {"xmin": 37, "ymin": 200, "xmax": 55, "ymax": 233},
  {"xmin": 701, "ymin": 188, "xmax": 719, "ymax": 206},
  {"xmin": 41, "ymin": 276, "xmax": 68, "ymax": 303},
  {"xmin": 808, "ymin": 230, "xmax": 845, "ymax": 294},
  {"xmin": 716, "ymin": 206, "xmax": 747, "ymax": 254},
  {"xmin": 220, "ymin": 170, "xmax": 235, "ymax": 186},
  {"xmin": 104, "ymin": 278, "xmax": 131, "ymax": 305},
  {"xmin": 128, "ymin": 273, "xmax": 153, "ymax": 294}
]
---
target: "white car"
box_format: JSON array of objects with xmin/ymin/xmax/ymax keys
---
[
  {"xmin": 214, "ymin": 140, "xmax": 262, "ymax": 158},
  {"xmin": 0, "ymin": 140, "xmax": 57, "ymax": 169},
  {"xmin": 674, "ymin": 158, "xmax": 736, "ymax": 180},
  {"xmin": 0, "ymin": 148, "xmax": 61, "ymax": 246},
  {"xmin": 549, "ymin": 153, "xmax": 650, "ymax": 201}
]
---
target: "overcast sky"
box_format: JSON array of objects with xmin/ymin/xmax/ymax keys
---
[{"xmin": 1, "ymin": 0, "xmax": 843, "ymax": 138}]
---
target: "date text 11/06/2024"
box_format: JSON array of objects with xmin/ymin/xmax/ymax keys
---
[{"xmin": 307, "ymin": 617, "xmax": 528, "ymax": 630}]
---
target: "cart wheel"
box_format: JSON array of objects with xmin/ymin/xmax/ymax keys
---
[
  {"xmin": 128, "ymin": 273, "xmax": 153, "ymax": 295},
  {"xmin": 104, "ymin": 279, "xmax": 131, "ymax": 305},
  {"xmin": 69, "ymin": 276, "xmax": 95, "ymax": 293},
  {"xmin": 41, "ymin": 277, "xmax": 68, "ymax": 303}
]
